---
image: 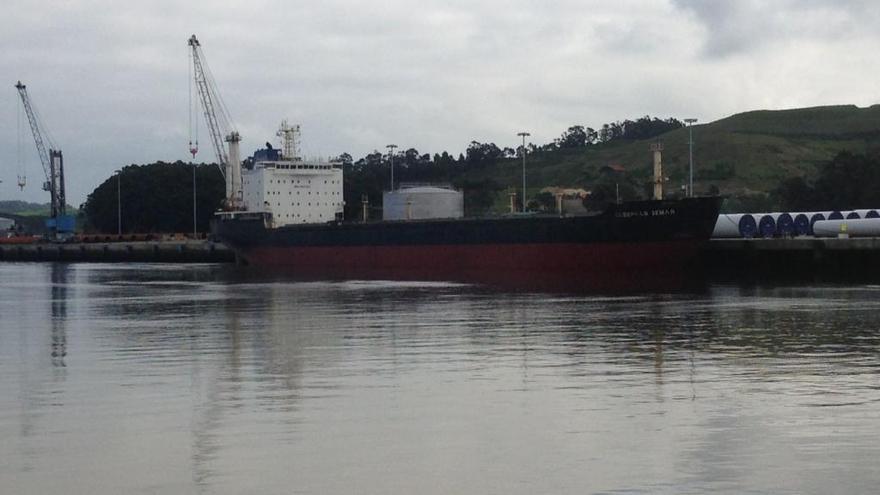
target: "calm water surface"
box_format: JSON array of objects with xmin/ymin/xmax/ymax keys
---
[{"xmin": 1, "ymin": 263, "xmax": 879, "ymax": 494}]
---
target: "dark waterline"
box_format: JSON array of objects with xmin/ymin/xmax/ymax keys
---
[{"xmin": 1, "ymin": 263, "xmax": 879, "ymax": 494}]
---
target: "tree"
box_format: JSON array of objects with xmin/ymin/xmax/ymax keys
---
[
  {"xmin": 775, "ymin": 151, "xmax": 880, "ymax": 210},
  {"xmin": 557, "ymin": 125, "xmax": 588, "ymax": 148},
  {"xmin": 454, "ymin": 178, "xmax": 502, "ymax": 216},
  {"xmin": 81, "ymin": 162, "xmax": 224, "ymax": 233},
  {"xmin": 532, "ymin": 191, "xmax": 557, "ymax": 211},
  {"xmin": 336, "ymin": 152, "xmax": 353, "ymax": 166}
]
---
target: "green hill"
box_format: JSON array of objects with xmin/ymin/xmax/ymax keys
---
[
  {"xmin": 0, "ymin": 200, "xmax": 52, "ymax": 217},
  {"xmin": 453, "ymin": 105, "xmax": 880, "ymax": 213}
]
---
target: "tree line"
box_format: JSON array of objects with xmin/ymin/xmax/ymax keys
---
[
  {"xmin": 774, "ymin": 151, "xmax": 880, "ymax": 211},
  {"xmin": 80, "ymin": 116, "xmax": 684, "ymax": 231},
  {"xmin": 80, "ymin": 161, "xmax": 224, "ymax": 233}
]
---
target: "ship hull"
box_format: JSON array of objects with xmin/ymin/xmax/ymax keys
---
[{"xmin": 213, "ymin": 197, "xmax": 722, "ymax": 289}]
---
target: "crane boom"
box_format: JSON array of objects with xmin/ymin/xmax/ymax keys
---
[
  {"xmin": 15, "ymin": 81, "xmax": 66, "ymax": 219},
  {"xmin": 188, "ymin": 36, "xmax": 228, "ymax": 176},
  {"xmin": 188, "ymin": 35, "xmax": 242, "ymax": 208}
]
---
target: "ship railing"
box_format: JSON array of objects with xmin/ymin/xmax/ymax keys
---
[{"xmin": 397, "ymin": 182, "xmax": 456, "ymax": 190}]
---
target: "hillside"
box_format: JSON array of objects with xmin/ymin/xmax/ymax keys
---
[
  {"xmin": 0, "ymin": 200, "xmax": 53, "ymax": 217},
  {"xmin": 455, "ymin": 105, "xmax": 880, "ymax": 213}
]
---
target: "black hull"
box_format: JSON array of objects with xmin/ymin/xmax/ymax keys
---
[
  {"xmin": 215, "ymin": 197, "xmax": 722, "ymax": 249},
  {"xmin": 212, "ymin": 197, "xmax": 722, "ymax": 290}
]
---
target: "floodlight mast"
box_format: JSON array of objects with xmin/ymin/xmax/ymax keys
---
[{"xmin": 188, "ymin": 35, "xmax": 241, "ymax": 209}]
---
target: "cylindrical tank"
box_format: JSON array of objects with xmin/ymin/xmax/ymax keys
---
[
  {"xmin": 866, "ymin": 210, "xmax": 880, "ymax": 219},
  {"xmin": 793, "ymin": 213, "xmax": 811, "ymax": 236},
  {"xmin": 809, "ymin": 212, "xmax": 826, "ymax": 232},
  {"xmin": 713, "ymin": 214, "xmax": 746, "ymax": 238},
  {"xmin": 775, "ymin": 213, "xmax": 794, "ymax": 237},
  {"xmin": 758, "ymin": 215, "xmax": 776, "ymax": 238},
  {"xmin": 846, "ymin": 211, "xmax": 861, "ymax": 220},
  {"xmin": 813, "ymin": 218, "xmax": 880, "ymax": 237},
  {"xmin": 828, "ymin": 211, "xmax": 844, "ymax": 220},
  {"xmin": 738, "ymin": 214, "xmax": 757, "ymax": 238},
  {"xmin": 383, "ymin": 185, "xmax": 464, "ymax": 221}
]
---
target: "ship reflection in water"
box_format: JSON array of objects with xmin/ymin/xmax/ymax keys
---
[
  {"xmin": 238, "ymin": 261, "xmax": 703, "ymax": 294},
  {"xmin": 1, "ymin": 263, "xmax": 880, "ymax": 494}
]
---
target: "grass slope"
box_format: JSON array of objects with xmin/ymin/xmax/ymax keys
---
[{"xmin": 463, "ymin": 105, "xmax": 880, "ymax": 212}]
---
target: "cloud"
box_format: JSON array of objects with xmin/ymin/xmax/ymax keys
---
[
  {"xmin": 671, "ymin": 0, "xmax": 880, "ymax": 57},
  {"xmin": 1, "ymin": 0, "xmax": 879, "ymax": 205}
]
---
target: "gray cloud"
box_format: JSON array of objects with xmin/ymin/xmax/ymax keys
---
[
  {"xmin": 672, "ymin": 0, "xmax": 880, "ymax": 57},
  {"xmin": 2, "ymin": 0, "xmax": 879, "ymax": 205}
]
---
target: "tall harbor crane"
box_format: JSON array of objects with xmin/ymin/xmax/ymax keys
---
[
  {"xmin": 15, "ymin": 81, "xmax": 71, "ymax": 235},
  {"xmin": 188, "ymin": 34, "xmax": 242, "ymax": 209}
]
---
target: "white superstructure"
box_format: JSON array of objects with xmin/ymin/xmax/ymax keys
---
[{"xmin": 240, "ymin": 122, "xmax": 344, "ymax": 227}]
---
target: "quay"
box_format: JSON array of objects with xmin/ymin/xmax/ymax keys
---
[
  {"xmin": 0, "ymin": 240, "xmax": 234, "ymax": 263},
  {"xmin": 702, "ymin": 237, "xmax": 880, "ymax": 279}
]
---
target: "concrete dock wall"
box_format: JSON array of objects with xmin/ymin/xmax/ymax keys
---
[{"xmin": 702, "ymin": 237, "xmax": 880, "ymax": 280}]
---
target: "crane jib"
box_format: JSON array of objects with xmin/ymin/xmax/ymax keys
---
[{"xmin": 15, "ymin": 81, "xmax": 67, "ymax": 221}]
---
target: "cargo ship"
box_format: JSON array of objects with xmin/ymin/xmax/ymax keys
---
[{"xmin": 212, "ymin": 123, "xmax": 723, "ymax": 288}]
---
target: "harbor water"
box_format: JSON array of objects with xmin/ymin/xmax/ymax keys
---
[{"xmin": 1, "ymin": 263, "xmax": 880, "ymax": 494}]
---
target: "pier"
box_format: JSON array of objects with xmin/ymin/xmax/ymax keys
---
[
  {"xmin": 0, "ymin": 240, "xmax": 234, "ymax": 263},
  {"xmin": 702, "ymin": 237, "xmax": 880, "ymax": 279}
]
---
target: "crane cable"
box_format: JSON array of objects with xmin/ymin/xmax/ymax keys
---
[
  {"xmin": 16, "ymin": 100, "xmax": 27, "ymax": 190},
  {"xmin": 16, "ymin": 100, "xmax": 22, "ymax": 188},
  {"xmin": 188, "ymin": 49, "xmax": 199, "ymax": 158}
]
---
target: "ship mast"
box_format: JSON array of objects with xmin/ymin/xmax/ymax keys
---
[{"xmin": 276, "ymin": 120, "xmax": 301, "ymax": 161}]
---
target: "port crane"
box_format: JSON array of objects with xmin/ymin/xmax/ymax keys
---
[
  {"xmin": 15, "ymin": 81, "xmax": 71, "ymax": 235},
  {"xmin": 187, "ymin": 35, "xmax": 242, "ymax": 209}
]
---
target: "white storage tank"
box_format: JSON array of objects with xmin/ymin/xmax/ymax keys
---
[{"xmin": 383, "ymin": 184, "xmax": 464, "ymax": 221}]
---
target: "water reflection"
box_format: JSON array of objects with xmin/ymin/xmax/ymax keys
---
[
  {"xmin": 1, "ymin": 264, "xmax": 880, "ymax": 494},
  {"xmin": 50, "ymin": 263, "xmax": 68, "ymax": 367}
]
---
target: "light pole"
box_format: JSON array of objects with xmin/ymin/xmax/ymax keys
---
[
  {"xmin": 684, "ymin": 118, "xmax": 698, "ymax": 197},
  {"xmin": 115, "ymin": 170, "xmax": 122, "ymax": 235},
  {"xmin": 386, "ymin": 144, "xmax": 397, "ymax": 191},
  {"xmin": 517, "ymin": 131, "xmax": 530, "ymax": 212},
  {"xmin": 192, "ymin": 163, "xmax": 198, "ymax": 238}
]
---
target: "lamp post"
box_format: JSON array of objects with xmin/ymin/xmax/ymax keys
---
[
  {"xmin": 517, "ymin": 131, "xmax": 530, "ymax": 212},
  {"xmin": 386, "ymin": 144, "xmax": 397, "ymax": 191},
  {"xmin": 684, "ymin": 118, "xmax": 698, "ymax": 197},
  {"xmin": 115, "ymin": 170, "xmax": 122, "ymax": 235}
]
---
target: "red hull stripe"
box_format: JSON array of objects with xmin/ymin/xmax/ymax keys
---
[{"xmin": 242, "ymin": 240, "xmax": 701, "ymax": 272}]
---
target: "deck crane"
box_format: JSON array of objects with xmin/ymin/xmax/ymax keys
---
[
  {"xmin": 188, "ymin": 35, "xmax": 242, "ymax": 209},
  {"xmin": 15, "ymin": 81, "xmax": 71, "ymax": 236}
]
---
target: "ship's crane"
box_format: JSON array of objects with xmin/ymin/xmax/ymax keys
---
[
  {"xmin": 188, "ymin": 35, "xmax": 242, "ymax": 209},
  {"xmin": 15, "ymin": 81, "xmax": 69, "ymax": 232}
]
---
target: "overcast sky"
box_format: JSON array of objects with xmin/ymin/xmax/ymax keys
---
[{"xmin": 2, "ymin": 0, "xmax": 879, "ymax": 205}]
